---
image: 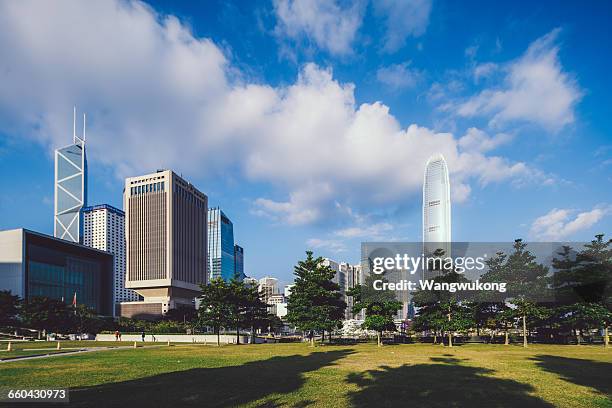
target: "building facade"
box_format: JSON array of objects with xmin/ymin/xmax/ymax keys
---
[
  {"xmin": 122, "ymin": 170, "xmax": 208, "ymax": 319},
  {"xmin": 423, "ymin": 154, "xmax": 451, "ymax": 257},
  {"xmin": 234, "ymin": 244, "xmax": 244, "ymax": 280},
  {"xmin": 0, "ymin": 229, "xmax": 113, "ymax": 315},
  {"xmin": 258, "ymin": 276, "xmax": 278, "ymax": 304},
  {"xmin": 54, "ymin": 109, "xmax": 87, "ymax": 243},
  {"xmin": 83, "ymin": 204, "xmax": 138, "ymax": 306},
  {"xmin": 207, "ymin": 208, "xmax": 236, "ymax": 281}
]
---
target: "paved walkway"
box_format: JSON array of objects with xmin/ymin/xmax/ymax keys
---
[{"xmin": 0, "ymin": 344, "xmax": 167, "ymax": 363}]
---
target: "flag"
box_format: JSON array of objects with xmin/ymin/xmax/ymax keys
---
[{"xmin": 72, "ymin": 292, "xmax": 77, "ymax": 307}]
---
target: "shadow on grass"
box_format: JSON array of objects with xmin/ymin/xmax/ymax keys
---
[
  {"xmin": 347, "ymin": 356, "xmax": 553, "ymax": 408},
  {"xmin": 67, "ymin": 349, "xmax": 353, "ymax": 407},
  {"xmin": 531, "ymin": 355, "xmax": 612, "ymax": 397}
]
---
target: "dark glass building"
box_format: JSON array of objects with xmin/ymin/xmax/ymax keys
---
[
  {"xmin": 0, "ymin": 229, "xmax": 113, "ymax": 315},
  {"xmin": 234, "ymin": 244, "xmax": 244, "ymax": 280},
  {"xmin": 207, "ymin": 208, "xmax": 236, "ymax": 281}
]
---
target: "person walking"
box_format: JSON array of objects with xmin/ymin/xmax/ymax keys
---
[
  {"xmin": 118, "ymin": 331, "xmax": 122, "ymax": 341},
  {"xmin": 114, "ymin": 330, "xmax": 119, "ymax": 341},
  {"xmin": 141, "ymin": 331, "xmax": 146, "ymax": 342}
]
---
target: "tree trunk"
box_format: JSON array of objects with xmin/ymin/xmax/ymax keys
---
[
  {"xmin": 576, "ymin": 329, "xmax": 581, "ymax": 345},
  {"xmin": 433, "ymin": 332, "xmax": 437, "ymax": 344},
  {"xmin": 216, "ymin": 328, "xmax": 220, "ymax": 347},
  {"xmin": 251, "ymin": 324, "xmax": 256, "ymax": 344},
  {"xmin": 447, "ymin": 310, "xmax": 453, "ymax": 348},
  {"xmin": 504, "ymin": 328, "xmax": 509, "ymax": 345},
  {"xmin": 377, "ymin": 331, "xmax": 382, "ymax": 347},
  {"xmin": 236, "ymin": 323, "xmax": 240, "ymax": 345},
  {"xmin": 522, "ymin": 314, "xmax": 528, "ymax": 348},
  {"xmin": 604, "ymin": 327, "xmax": 609, "ymax": 348}
]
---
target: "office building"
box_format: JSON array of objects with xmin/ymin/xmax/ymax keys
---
[
  {"xmin": 341, "ymin": 262, "xmax": 362, "ymax": 320},
  {"xmin": 423, "ymin": 154, "xmax": 451, "ymax": 257},
  {"xmin": 54, "ymin": 108, "xmax": 87, "ymax": 243},
  {"xmin": 258, "ymin": 276, "xmax": 278, "ymax": 304},
  {"xmin": 234, "ymin": 244, "xmax": 244, "ymax": 280},
  {"xmin": 207, "ymin": 208, "xmax": 237, "ymax": 281},
  {"xmin": 83, "ymin": 204, "xmax": 138, "ymax": 306},
  {"xmin": 0, "ymin": 229, "xmax": 113, "ymax": 315},
  {"xmin": 243, "ymin": 276, "xmax": 258, "ymax": 288},
  {"xmin": 122, "ymin": 170, "xmax": 208, "ymax": 319}
]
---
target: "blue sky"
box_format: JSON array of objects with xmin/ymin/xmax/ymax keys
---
[{"xmin": 0, "ymin": 0, "xmax": 611, "ymax": 287}]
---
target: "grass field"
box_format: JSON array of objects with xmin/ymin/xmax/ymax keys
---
[{"xmin": 0, "ymin": 343, "xmax": 610, "ymax": 407}]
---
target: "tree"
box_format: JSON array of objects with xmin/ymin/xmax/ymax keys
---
[
  {"xmin": 164, "ymin": 306, "xmax": 198, "ymax": 324},
  {"xmin": 412, "ymin": 250, "xmax": 474, "ymax": 347},
  {"xmin": 551, "ymin": 235, "xmax": 612, "ymax": 347},
  {"xmin": 20, "ymin": 297, "xmax": 71, "ymax": 334},
  {"xmin": 196, "ymin": 278, "xmax": 232, "ymax": 346},
  {"xmin": 0, "ymin": 290, "xmax": 20, "ymax": 327},
  {"xmin": 240, "ymin": 285, "xmax": 270, "ymax": 344},
  {"xmin": 286, "ymin": 251, "xmax": 346, "ymax": 346},
  {"xmin": 509, "ymin": 298, "xmax": 547, "ymax": 348},
  {"xmin": 349, "ymin": 274, "xmax": 402, "ymax": 347},
  {"xmin": 503, "ymin": 240, "xmax": 550, "ymax": 347},
  {"xmin": 227, "ymin": 279, "xmax": 249, "ymax": 344}
]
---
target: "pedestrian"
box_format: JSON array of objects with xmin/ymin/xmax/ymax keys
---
[
  {"xmin": 118, "ymin": 331, "xmax": 122, "ymax": 341},
  {"xmin": 114, "ymin": 330, "xmax": 119, "ymax": 341},
  {"xmin": 141, "ymin": 331, "xmax": 145, "ymax": 342}
]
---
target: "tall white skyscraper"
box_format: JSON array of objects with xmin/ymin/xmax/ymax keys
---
[
  {"xmin": 54, "ymin": 108, "xmax": 87, "ymax": 243},
  {"xmin": 83, "ymin": 204, "xmax": 138, "ymax": 307},
  {"xmin": 423, "ymin": 154, "xmax": 451, "ymax": 257}
]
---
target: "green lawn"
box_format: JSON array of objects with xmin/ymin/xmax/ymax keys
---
[{"xmin": 0, "ymin": 343, "xmax": 610, "ymax": 407}]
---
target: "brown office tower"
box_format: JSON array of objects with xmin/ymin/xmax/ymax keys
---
[{"xmin": 120, "ymin": 170, "xmax": 208, "ymax": 320}]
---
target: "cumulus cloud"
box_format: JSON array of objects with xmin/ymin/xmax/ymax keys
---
[
  {"xmin": 530, "ymin": 206, "xmax": 611, "ymax": 241},
  {"xmin": 454, "ymin": 29, "xmax": 582, "ymax": 132},
  {"xmin": 374, "ymin": 0, "xmax": 432, "ymax": 53},
  {"xmin": 376, "ymin": 62, "xmax": 423, "ymax": 90},
  {"xmin": 273, "ymin": 0, "xmax": 365, "ymax": 56},
  {"xmin": 0, "ymin": 0, "xmax": 543, "ymax": 227}
]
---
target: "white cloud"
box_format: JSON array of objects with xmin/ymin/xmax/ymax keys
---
[
  {"xmin": 306, "ymin": 238, "xmax": 346, "ymax": 253},
  {"xmin": 530, "ymin": 206, "xmax": 611, "ymax": 241},
  {"xmin": 374, "ymin": 0, "xmax": 432, "ymax": 53},
  {"xmin": 334, "ymin": 222, "xmax": 394, "ymax": 239},
  {"xmin": 273, "ymin": 0, "xmax": 365, "ymax": 56},
  {"xmin": 0, "ymin": 0, "xmax": 544, "ymax": 227},
  {"xmin": 458, "ymin": 128, "xmax": 513, "ymax": 152},
  {"xmin": 376, "ymin": 62, "xmax": 423, "ymax": 90},
  {"xmin": 454, "ymin": 29, "xmax": 582, "ymax": 132},
  {"xmin": 473, "ymin": 62, "xmax": 498, "ymax": 83}
]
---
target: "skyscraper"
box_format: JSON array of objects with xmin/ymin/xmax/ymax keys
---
[
  {"xmin": 122, "ymin": 170, "xmax": 208, "ymax": 319},
  {"xmin": 234, "ymin": 244, "xmax": 244, "ymax": 280},
  {"xmin": 423, "ymin": 154, "xmax": 451, "ymax": 257},
  {"xmin": 54, "ymin": 108, "xmax": 87, "ymax": 243},
  {"xmin": 83, "ymin": 204, "xmax": 138, "ymax": 308},
  {"xmin": 207, "ymin": 207, "xmax": 236, "ymax": 281}
]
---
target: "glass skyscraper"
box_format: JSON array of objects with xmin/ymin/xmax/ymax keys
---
[
  {"xmin": 422, "ymin": 154, "xmax": 451, "ymax": 257},
  {"xmin": 54, "ymin": 109, "xmax": 87, "ymax": 243},
  {"xmin": 207, "ymin": 207, "xmax": 237, "ymax": 281},
  {"xmin": 234, "ymin": 244, "xmax": 244, "ymax": 280}
]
